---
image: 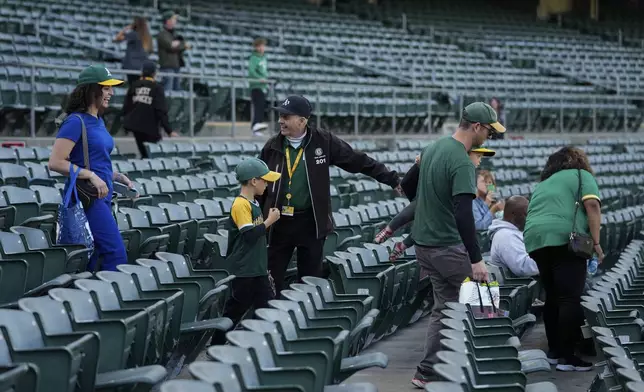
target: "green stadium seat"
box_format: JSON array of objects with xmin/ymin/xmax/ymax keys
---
[
  {"xmin": 10, "ymin": 226, "xmax": 90, "ymax": 275},
  {"xmin": 0, "ymin": 364, "xmax": 38, "ymax": 392},
  {"xmin": 161, "ymin": 379, "xmax": 216, "ymax": 392},
  {"xmin": 207, "ymin": 345, "xmax": 308, "ymax": 392},
  {"xmin": 0, "ymin": 308, "xmax": 96, "ymax": 392},
  {"xmin": 19, "ymin": 294, "xmax": 168, "ymax": 389}
]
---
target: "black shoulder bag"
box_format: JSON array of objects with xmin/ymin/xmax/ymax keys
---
[
  {"xmin": 568, "ymin": 169, "xmax": 595, "ymax": 259},
  {"xmin": 73, "ymin": 114, "xmax": 99, "ymax": 209}
]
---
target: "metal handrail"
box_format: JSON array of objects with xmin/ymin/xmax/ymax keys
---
[{"xmin": 2, "ymin": 60, "xmax": 644, "ymax": 137}]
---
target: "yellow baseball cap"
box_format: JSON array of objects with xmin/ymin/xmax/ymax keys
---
[{"xmin": 471, "ymin": 147, "xmax": 496, "ymax": 157}]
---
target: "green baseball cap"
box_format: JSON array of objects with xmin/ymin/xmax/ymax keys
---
[
  {"xmin": 162, "ymin": 10, "xmax": 176, "ymax": 21},
  {"xmin": 77, "ymin": 65, "xmax": 124, "ymax": 87},
  {"xmin": 462, "ymin": 102, "xmax": 506, "ymax": 133},
  {"xmin": 235, "ymin": 158, "xmax": 281, "ymax": 183}
]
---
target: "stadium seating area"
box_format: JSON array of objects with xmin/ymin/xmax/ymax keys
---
[
  {"xmin": 0, "ymin": 135, "xmax": 641, "ymax": 390},
  {"xmin": 574, "ymin": 239, "xmax": 644, "ymax": 392},
  {"xmin": 0, "ymin": 0, "xmax": 643, "ymax": 137}
]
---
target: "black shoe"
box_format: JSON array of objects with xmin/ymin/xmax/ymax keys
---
[
  {"xmin": 578, "ymin": 338, "xmax": 597, "ymax": 357},
  {"xmin": 556, "ymin": 356, "xmax": 593, "ymax": 372},
  {"xmin": 546, "ymin": 351, "xmax": 560, "ymax": 365}
]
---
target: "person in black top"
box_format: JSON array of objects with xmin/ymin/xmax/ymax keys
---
[
  {"xmin": 122, "ymin": 60, "xmax": 178, "ymax": 158},
  {"xmin": 259, "ymin": 95, "xmax": 401, "ymax": 294}
]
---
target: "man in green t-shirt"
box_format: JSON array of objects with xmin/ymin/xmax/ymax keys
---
[
  {"xmin": 211, "ymin": 157, "xmax": 281, "ymax": 345},
  {"xmin": 410, "ymin": 102, "xmax": 506, "ymax": 388},
  {"xmin": 249, "ymin": 38, "xmax": 269, "ymax": 135}
]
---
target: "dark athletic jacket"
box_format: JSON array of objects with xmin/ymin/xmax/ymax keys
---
[
  {"xmin": 258, "ymin": 126, "xmax": 400, "ymax": 239},
  {"xmin": 122, "ymin": 78, "xmax": 172, "ymax": 141}
]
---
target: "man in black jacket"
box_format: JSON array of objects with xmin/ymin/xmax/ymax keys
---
[
  {"xmin": 122, "ymin": 60, "xmax": 178, "ymax": 158},
  {"xmin": 259, "ymin": 95, "xmax": 401, "ymax": 294}
]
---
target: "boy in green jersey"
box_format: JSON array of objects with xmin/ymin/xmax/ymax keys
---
[{"xmin": 211, "ymin": 158, "xmax": 281, "ymax": 345}]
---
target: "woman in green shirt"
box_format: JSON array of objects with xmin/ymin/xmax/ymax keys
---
[{"xmin": 524, "ymin": 146, "xmax": 603, "ymax": 372}]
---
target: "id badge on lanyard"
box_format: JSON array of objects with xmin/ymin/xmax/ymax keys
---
[{"xmin": 283, "ymin": 147, "xmax": 303, "ymax": 217}]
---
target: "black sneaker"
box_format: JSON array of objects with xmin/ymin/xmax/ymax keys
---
[
  {"xmin": 578, "ymin": 338, "xmax": 597, "ymax": 357},
  {"xmin": 546, "ymin": 351, "xmax": 560, "ymax": 365},
  {"xmin": 556, "ymin": 356, "xmax": 593, "ymax": 372}
]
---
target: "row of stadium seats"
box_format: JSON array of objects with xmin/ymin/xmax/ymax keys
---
[
  {"xmin": 423, "ymin": 224, "xmax": 644, "ymax": 391},
  {"xmin": 0, "ymin": 133, "xmax": 643, "ymax": 390},
  {"xmin": 581, "ymin": 239, "xmax": 644, "ymax": 392},
  {"xmin": 0, "ymin": 163, "xmax": 441, "ymax": 391},
  {"xmin": 1, "ymin": 0, "xmax": 643, "ymax": 136}
]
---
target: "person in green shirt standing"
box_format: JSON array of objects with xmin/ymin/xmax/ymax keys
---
[
  {"xmin": 210, "ymin": 157, "xmax": 282, "ymax": 345},
  {"xmin": 249, "ymin": 38, "xmax": 269, "ymax": 135},
  {"xmin": 524, "ymin": 146, "xmax": 603, "ymax": 372},
  {"xmin": 410, "ymin": 102, "xmax": 506, "ymax": 388}
]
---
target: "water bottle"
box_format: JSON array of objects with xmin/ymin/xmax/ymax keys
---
[{"xmin": 587, "ymin": 257, "xmax": 598, "ymax": 276}]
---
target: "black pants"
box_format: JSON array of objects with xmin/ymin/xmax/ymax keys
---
[
  {"xmin": 250, "ymin": 88, "xmax": 266, "ymax": 126},
  {"xmin": 129, "ymin": 130, "xmax": 159, "ymax": 159},
  {"xmin": 530, "ymin": 245, "xmax": 587, "ymax": 359},
  {"xmin": 211, "ymin": 275, "xmax": 274, "ymax": 345},
  {"xmin": 268, "ymin": 210, "xmax": 325, "ymax": 295}
]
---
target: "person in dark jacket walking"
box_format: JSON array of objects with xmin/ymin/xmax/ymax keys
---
[
  {"xmin": 259, "ymin": 95, "xmax": 401, "ymax": 294},
  {"xmin": 122, "ymin": 60, "xmax": 178, "ymax": 158},
  {"xmin": 156, "ymin": 10, "xmax": 190, "ymax": 91}
]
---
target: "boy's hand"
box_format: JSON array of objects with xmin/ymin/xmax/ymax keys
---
[
  {"xmin": 266, "ymin": 208, "xmax": 280, "ymax": 226},
  {"xmin": 268, "ymin": 208, "xmax": 281, "ymax": 220}
]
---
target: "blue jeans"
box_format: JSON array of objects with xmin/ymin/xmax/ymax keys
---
[
  {"xmin": 160, "ymin": 67, "xmax": 180, "ymax": 91},
  {"xmin": 86, "ymin": 198, "xmax": 127, "ymax": 272}
]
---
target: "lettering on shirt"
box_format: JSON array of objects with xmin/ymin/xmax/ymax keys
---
[
  {"xmin": 133, "ymin": 87, "xmax": 153, "ymax": 105},
  {"xmin": 253, "ymin": 214, "xmax": 264, "ymax": 226}
]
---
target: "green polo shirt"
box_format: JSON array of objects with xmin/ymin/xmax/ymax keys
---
[
  {"xmin": 524, "ymin": 169, "xmax": 600, "ymax": 254},
  {"xmin": 411, "ymin": 136, "xmax": 476, "ymax": 247},
  {"xmin": 283, "ymin": 140, "xmax": 312, "ymax": 211}
]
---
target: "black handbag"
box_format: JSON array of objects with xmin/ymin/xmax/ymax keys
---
[
  {"xmin": 73, "ymin": 114, "xmax": 99, "ymax": 209},
  {"xmin": 568, "ymin": 169, "xmax": 595, "ymax": 259}
]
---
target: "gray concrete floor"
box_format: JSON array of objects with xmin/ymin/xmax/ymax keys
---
[{"xmin": 345, "ymin": 319, "xmax": 597, "ymax": 391}]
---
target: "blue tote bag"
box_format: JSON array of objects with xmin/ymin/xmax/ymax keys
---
[{"xmin": 56, "ymin": 163, "xmax": 95, "ymax": 257}]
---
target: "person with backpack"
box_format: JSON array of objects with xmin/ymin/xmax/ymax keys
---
[
  {"xmin": 122, "ymin": 60, "xmax": 178, "ymax": 158},
  {"xmin": 48, "ymin": 65, "xmax": 131, "ymax": 272}
]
